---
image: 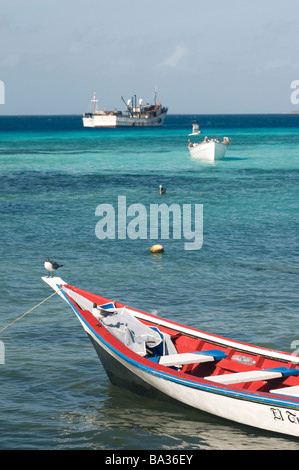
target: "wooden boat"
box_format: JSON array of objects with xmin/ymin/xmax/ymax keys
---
[
  {"xmin": 188, "ymin": 123, "xmax": 231, "ymax": 161},
  {"xmin": 43, "ymin": 276, "xmax": 299, "ymax": 438}
]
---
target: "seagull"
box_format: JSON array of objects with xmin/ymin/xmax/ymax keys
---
[{"xmin": 44, "ymin": 257, "xmax": 63, "ymax": 277}]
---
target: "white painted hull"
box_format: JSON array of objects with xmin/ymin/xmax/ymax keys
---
[
  {"xmin": 83, "ymin": 111, "xmax": 167, "ymax": 128},
  {"xmin": 43, "ymin": 277, "xmax": 299, "ymax": 438},
  {"xmin": 189, "ymin": 142, "xmax": 228, "ymax": 161},
  {"xmin": 88, "ymin": 327, "xmax": 299, "ymax": 438}
]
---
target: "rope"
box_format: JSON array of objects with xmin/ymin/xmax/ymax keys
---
[{"xmin": 0, "ymin": 287, "xmax": 63, "ymax": 334}]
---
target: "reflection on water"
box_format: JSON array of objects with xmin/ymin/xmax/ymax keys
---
[
  {"xmin": 56, "ymin": 384, "xmax": 299, "ymax": 450},
  {"xmin": 150, "ymin": 252, "xmax": 165, "ymax": 271}
]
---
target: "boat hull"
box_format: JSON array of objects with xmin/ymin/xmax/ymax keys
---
[
  {"xmin": 83, "ymin": 111, "xmax": 167, "ymax": 128},
  {"xmin": 189, "ymin": 142, "xmax": 228, "ymax": 161},
  {"xmin": 86, "ymin": 326, "xmax": 299, "ymax": 437},
  {"xmin": 43, "ymin": 277, "xmax": 299, "ymax": 438},
  {"xmin": 85, "ymin": 327, "xmax": 299, "ymax": 437}
]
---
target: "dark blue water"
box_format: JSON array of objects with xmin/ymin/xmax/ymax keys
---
[{"xmin": 0, "ymin": 114, "xmax": 298, "ymax": 449}]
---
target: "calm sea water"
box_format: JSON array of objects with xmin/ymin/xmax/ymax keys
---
[{"xmin": 0, "ymin": 114, "xmax": 299, "ymax": 450}]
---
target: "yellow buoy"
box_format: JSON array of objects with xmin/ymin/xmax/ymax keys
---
[{"xmin": 150, "ymin": 244, "xmax": 164, "ymax": 253}]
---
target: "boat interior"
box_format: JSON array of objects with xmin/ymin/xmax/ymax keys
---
[
  {"xmin": 137, "ymin": 315, "xmax": 299, "ymax": 397},
  {"xmin": 61, "ymin": 283, "xmax": 299, "ymax": 399}
]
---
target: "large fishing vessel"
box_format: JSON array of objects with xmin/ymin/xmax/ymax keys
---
[{"xmin": 83, "ymin": 91, "xmax": 168, "ymax": 128}]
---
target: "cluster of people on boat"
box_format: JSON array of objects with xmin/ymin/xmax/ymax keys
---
[{"xmin": 188, "ymin": 136, "xmax": 231, "ymax": 147}]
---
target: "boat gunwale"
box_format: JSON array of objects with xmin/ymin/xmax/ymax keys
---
[
  {"xmin": 62, "ymin": 283, "xmax": 299, "ymax": 365},
  {"xmin": 58, "ymin": 282, "xmax": 299, "ymax": 410}
]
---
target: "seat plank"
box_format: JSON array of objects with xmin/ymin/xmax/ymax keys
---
[
  {"xmin": 158, "ymin": 349, "xmax": 226, "ymax": 367},
  {"xmin": 270, "ymin": 385, "xmax": 299, "ymax": 398},
  {"xmin": 206, "ymin": 367, "xmax": 299, "ymax": 385}
]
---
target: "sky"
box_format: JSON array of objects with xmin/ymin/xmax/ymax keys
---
[{"xmin": 1, "ymin": 0, "xmax": 299, "ymax": 115}]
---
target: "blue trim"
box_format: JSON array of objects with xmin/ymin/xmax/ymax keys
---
[
  {"xmin": 57, "ymin": 285, "xmax": 299, "ymax": 410},
  {"xmin": 194, "ymin": 349, "xmax": 227, "ymax": 361},
  {"xmin": 264, "ymin": 367, "xmax": 299, "ymax": 377},
  {"xmin": 147, "ymin": 356, "xmax": 160, "ymax": 363},
  {"xmin": 148, "ymin": 326, "xmax": 164, "ymax": 356},
  {"xmin": 100, "ymin": 302, "xmax": 115, "ymax": 310},
  {"xmin": 147, "ymin": 349, "xmax": 227, "ymax": 364}
]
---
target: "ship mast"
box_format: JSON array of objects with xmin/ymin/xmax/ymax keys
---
[
  {"xmin": 91, "ymin": 92, "xmax": 98, "ymax": 114},
  {"xmin": 154, "ymin": 86, "xmax": 157, "ymax": 105}
]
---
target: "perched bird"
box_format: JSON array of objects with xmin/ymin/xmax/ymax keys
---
[{"xmin": 44, "ymin": 257, "xmax": 63, "ymax": 277}]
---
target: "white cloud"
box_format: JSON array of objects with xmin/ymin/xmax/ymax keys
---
[{"xmin": 160, "ymin": 45, "xmax": 189, "ymax": 67}]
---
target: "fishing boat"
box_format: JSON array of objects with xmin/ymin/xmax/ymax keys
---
[
  {"xmin": 188, "ymin": 123, "xmax": 231, "ymax": 161},
  {"xmin": 82, "ymin": 91, "xmax": 168, "ymax": 128},
  {"xmin": 43, "ymin": 276, "xmax": 299, "ymax": 438}
]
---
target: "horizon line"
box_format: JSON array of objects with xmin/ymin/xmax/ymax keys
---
[{"xmin": 0, "ymin": 112, "xmax": 298, "ymax": 117}]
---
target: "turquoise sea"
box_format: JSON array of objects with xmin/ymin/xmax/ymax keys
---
[{"xmin": 0, "ymin": 114, "xmax": 299, "ymax": 450}]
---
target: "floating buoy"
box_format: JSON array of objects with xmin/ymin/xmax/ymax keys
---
[{"xmin": 150, "ymin": 244, "xmax": 164, "ymax": 253}]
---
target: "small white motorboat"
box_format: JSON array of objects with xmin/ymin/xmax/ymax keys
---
[{"xmin": 188, "ymin": 123, "xmax": 231, "ymax": 161}]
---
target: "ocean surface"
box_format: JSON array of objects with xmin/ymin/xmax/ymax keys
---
[{"xmin": 0, "ymin": 114, "xmax": 298, "ymax": 450}]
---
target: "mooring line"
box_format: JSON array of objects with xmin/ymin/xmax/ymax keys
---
[{"xmin": 0, "ymin": 287, "xmax": 63, "ymax": 334}]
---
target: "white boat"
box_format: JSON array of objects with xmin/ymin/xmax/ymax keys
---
[
  {"xmin": 43, "ymin": 276, "xmax": 299, "ymax": 438},
  {"xmin": 188, "ymin": 123, "xmax": 231, "ymax": 161},
  {"xmin": 83, "ymin": 91, "xmax": 168, "ymax": 128}
]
